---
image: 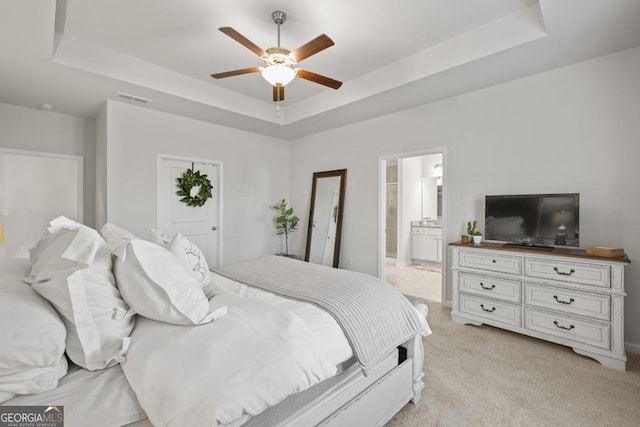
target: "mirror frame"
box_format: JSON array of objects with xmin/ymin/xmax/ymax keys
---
[{"xmin": 304, "ymin": 169, "xmax": 347, "ymax": 268}]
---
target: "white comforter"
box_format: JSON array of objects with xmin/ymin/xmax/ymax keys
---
[{"xmin": 121, "ymin": 291, "xmax": 339, "ymax": 427}]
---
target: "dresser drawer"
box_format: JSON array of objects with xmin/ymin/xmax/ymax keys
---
[
  {"xmin": 524, "ymin": 308, "xmax": 610, "ymax": 349},
  {"xmin": 524, "ymin": 258, "xmax": 610, "ymax": 288},
  {"xmin": 459, "ymin": 273, "xmax": 521, "ymax": 303},
  {"xmin": 459, "ymin": 251, "xmax": 522, "ymax": 275},
  {"xmin": 459, "ymin": 294, "xmax": 521, "ymax": 327},
  {"xmin": 524, "ymin": 283, "xmax": 610, "ymax": 321}
]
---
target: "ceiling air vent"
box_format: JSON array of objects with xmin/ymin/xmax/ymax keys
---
[{"xmin": 115, "ymin": 92, "xmax": 152, "ymax": 104}]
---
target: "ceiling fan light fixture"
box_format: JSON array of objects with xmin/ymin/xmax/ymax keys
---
[
  {"xmin": 213, "ymin": 10, "xmax": 342, "ymax": 101},
  {"xmin": 261, "ymin": 64, "xmax": 296, "ymax": 86}
]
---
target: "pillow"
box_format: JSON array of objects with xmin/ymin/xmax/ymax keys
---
[
  {"xmin": 150, "ymin": 229, "xmax": 211, "ymax": 288},
  {"xmin": 113, "ymin": 239, "xmax": 220, "ymax": 325},
  {"xmin": 28, "ymin": 228, "xmax": 86, "ymax": 278},
  {"xmin": 24, "ymin": 225, "xmax": 135, "ymax": 371},
  {"xmin": 100, "ymin": 223, "xmax": 139, "ymax": 258},
  {"xmin": 149, "ymin": 228, "xmax": 172, "ymax": 245},
  {"xmin": 0, "ymin": 259, "xmax": 67, "ymax": 395}
]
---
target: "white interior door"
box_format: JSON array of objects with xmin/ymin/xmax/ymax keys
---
[
  {"xmin": 158, "ymin": 156, "xmax": 221, "ymax": 267},
  {"xmin": 0, "ymin": 149, "xmax": 83, "ymax": 259}
]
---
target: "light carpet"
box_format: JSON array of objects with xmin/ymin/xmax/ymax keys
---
[
  {"xmin": 386, "ymin": 263, "xmax": 442, "ymax": 303},
  {"xmin": 386, "ymin": 300, "xmax": 640, "ymax": 427}
]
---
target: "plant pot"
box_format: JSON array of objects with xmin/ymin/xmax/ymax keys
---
[
  {"xmin": 473, "ymin": 235, "xmax": 482, "ymax": 244},
  {"xmin": 461, "ymin": 235, "xmax": 470, "ymax": 244}
]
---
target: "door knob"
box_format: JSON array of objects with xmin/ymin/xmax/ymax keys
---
[{"xmin": 211, "ymin": 226, "xmax": 217, "ymax": 231}]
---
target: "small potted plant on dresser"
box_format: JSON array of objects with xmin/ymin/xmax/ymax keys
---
[
  {"xmin": 464, "ymin": 220, "xmax": 478, "ymax": 243},
  {"xmin": 472, "ymin": 231, "xmax": 482, "ymax": 244}
]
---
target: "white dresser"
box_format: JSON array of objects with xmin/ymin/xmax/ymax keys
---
[{"xmin": 450, "ymin": 242, "xmax": 629, "ymax": 370}]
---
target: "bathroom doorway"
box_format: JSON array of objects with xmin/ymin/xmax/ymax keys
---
[{"xmin": 378, "ymin": 149, "xmax": 446, "ymax": 304}]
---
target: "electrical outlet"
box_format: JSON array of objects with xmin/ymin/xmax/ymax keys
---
[{"xmin": 348, "ymin": 257, "xmax": 353, "ymax": 265}]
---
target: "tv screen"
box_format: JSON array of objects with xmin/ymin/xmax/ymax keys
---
[{"xmin": 485, "ymin": 193, "xmax": 579, "ymax": 248}]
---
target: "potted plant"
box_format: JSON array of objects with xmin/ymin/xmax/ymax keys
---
[
  {"xmin": 272, "ymin": 199, "xmax": 299, "ymax": 257},
  {"xmin": 465, "ymin": 220, "xmax": 477, "ymax": 243},
  {"xmin": 472, "ymin": 231, "xmax": 482, "ymax": 244}
]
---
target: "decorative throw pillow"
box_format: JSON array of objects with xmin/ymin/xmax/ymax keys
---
[
  {"xmin": 113, "ymin": 239, "xmax": 221, "ymax": 325},
  {"xmin": 0, "ymin": 259, "xmax": 68, "ymax": 395},
  {"xmin": 150, "ymin": 229, "xmax": 211, "ymax": 288},
  {"xmin": 24, "ymin": 223, "xmax": 135, "ymax": 371}
]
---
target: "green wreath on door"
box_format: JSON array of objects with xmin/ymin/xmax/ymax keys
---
[{"xmin": 176, "ymin": 168, "xmax": 213, "ymax": 207}]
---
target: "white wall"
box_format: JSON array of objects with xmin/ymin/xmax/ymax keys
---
[
  {"xmin": 0, "ymin": 102, "xmax": 96, "ymax": 228},
  {"xmin": 289, "ymin": 46, "xmax": 640, "ymax": 348},
  {"xmin": 100, "ymin": 100, "xmax": 291, "ymax": 265}
]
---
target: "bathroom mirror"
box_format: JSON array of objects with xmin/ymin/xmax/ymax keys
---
[{"xmin": 305, "ymin": 169, "xmax": 347, "ymax": 268}]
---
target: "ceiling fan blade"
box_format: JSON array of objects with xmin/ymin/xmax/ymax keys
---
[
  {"xmin": 219, "ymin": 27, "xmax": 267, "ymax": 57},
  {"xmin": 273, "ymin": 85, "xmax": 285, "ymax": 102},
  {"xmin": 290, "ymin": 34, "xmax": 334, "ymax": 63},
  {"xmin": 211, "ymin": 67, "xmax": 261, "ymax": 79},
  {"xmin": 297, "ymin": 70, "xmax": 342, "ymax": 89}
]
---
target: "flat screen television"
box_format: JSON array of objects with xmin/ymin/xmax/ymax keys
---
[{"xmin": 485, "ymin": 193, "xmax": 579, "ymax": 248}]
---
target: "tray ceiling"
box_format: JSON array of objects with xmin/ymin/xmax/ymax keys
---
[{"xmin": 1, "ymin": 0, "xmax": 639, "ymax": 139}]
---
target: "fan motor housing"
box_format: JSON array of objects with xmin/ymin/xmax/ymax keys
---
[{"xmin": 264, "ymin": 47, "xmax": 296, "ymax": 67}]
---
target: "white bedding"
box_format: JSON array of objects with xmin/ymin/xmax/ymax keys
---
[
  {"xmin": 1, "ymin": 258, "xmax": 357, "ymax": 427},
  {"xmin": 215, "ymin": 256, "xmax": 429, "ymax": 372},
  {"xmin": 2, "ymin": 273, "xmax": 355, "ymax": 427},
  {"xmin": 3, "ymin": 364, "xmax": 146, "ymax": 427},
  {"xmin": 122, "ymin": 291, "xmax": 342, "ymax": 426},
  {"xmin": 205, "ymin": 271, "xmax": 353, "ymax": 367}
]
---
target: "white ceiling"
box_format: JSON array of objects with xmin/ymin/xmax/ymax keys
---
[{"xmin": 1, "ymin": 0, "xmax": 639, "ymax": 139}]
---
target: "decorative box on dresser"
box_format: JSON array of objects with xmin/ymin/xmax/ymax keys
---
[{"xmin": 450, "ymin": 241, "xmax": 630, "ymax": 370}]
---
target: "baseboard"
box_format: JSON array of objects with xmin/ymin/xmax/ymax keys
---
[
  {"xmin": 625, "ymin": 341, "xmax": 640, "ymax": 355},
  {"xmin": 395, "ymin": 260, "xmax": 412, "ymax": 267}
]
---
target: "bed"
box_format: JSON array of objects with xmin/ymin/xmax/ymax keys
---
[{"xmin": 0, "ymin": 218, "xmax": 430, "ymax": 426}]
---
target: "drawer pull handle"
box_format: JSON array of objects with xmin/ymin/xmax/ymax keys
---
[
  {"xmin": 553, "ymin": 295, "xmax": 575, "ymax": 305},
  {"xmin": 553, "ymin": 267, "xmax": 576, "ymax": 276},
  {"xmin": 480, "ymin": 304, "xmax": 496, "ymax": 313},
  {"xmin": 553, "ymin": 320, "xmax": 575, "ymax": 331},
  {"xmin": 492, "ymin": 260, "xmax": 496, "ymax": 263},
  {"xmin": 479, "ymin": 282, "xmax": 495, "ymax": 290}
]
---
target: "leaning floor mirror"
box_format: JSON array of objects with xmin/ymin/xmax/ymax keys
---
[{"xmin": 305, "ymin": 169, "xmax": 347, "ymax": 268}]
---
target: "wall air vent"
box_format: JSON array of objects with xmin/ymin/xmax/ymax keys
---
[{"xmin": 115, "ymin": 92, "xmax": 152, "ymax": 104}]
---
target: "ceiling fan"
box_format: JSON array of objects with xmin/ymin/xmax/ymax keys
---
[{"xmin": 211, "ymin": 10, "xmax": 342, "ymax": 102}]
